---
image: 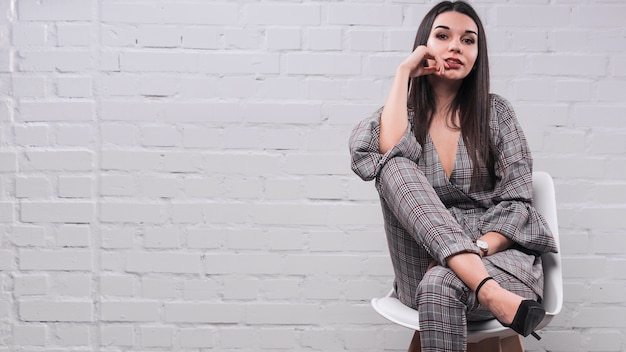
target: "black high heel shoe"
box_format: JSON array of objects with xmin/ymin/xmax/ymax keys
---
[{"xmin": 475, "ymin": 277, "xmax": 546, "ymax": 340}]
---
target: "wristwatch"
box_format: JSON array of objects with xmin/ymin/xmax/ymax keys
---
[{"xmin": 475, "ymin": 239, "xmax": 489, "ymax": 257}]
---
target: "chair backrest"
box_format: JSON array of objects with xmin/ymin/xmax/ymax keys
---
[{"xmin": 531, "ymin": 171, "xmax": 563, "ymax": 319}]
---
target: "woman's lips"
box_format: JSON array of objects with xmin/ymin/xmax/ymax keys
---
[{"xmin": 445, "ymin": 58, "xmax": 463, "ymax": 69}]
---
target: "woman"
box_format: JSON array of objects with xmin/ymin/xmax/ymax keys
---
[{"xmin": 349, "ymin": 1, "xmax": 558, "ymax": 351}]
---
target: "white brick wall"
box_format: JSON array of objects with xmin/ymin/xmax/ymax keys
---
[{"xmin": 1, "ymin": 0, "xmax": 625, "ymax": 351}]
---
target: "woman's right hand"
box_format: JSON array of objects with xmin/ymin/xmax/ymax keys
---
[{"xmin": 399, "ymin": 45, "xmax": 447, "ymax": 78}]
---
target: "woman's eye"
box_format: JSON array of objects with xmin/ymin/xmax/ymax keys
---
[
  {"xmin": 436, "ymin": 33, "xmax": 448, "ymax": 40},
  {"xmin": 463, "ymin": 38, "xmax": 476, "ymax": 44}
]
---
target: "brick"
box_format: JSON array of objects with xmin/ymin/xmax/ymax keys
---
[
  {"xmin": 221, "ymin": 127, "xmax": 264, "ymax": 150},
  {"xmin": 163, "ymin": 3, "xmax": 239, "ymax": 25},
  {"xmin": 287, "ymin": 52, "xmax": 361, "ymax": 75},
  {"xmin": 220, "ymin": 328, "xmax": 257, "ymax": 348},
  {"xmin": 561, "ymin": 256, "xmax": 606, "ymax": 279},
  {"xmin": 100, "ymin": 301, "xmax": 159, "ymax": 322},
  {"xmin": 267, "ymin": 229, "xmax": 305, "ymax": 251},
  {"xmin": 140, "ymin": 326, "xmax": 172, "ymax": 347},
  {"xmin": 100, "ymin": 275, "xmax": 134, "ymax": 297},
  {"xmin": 56, "ymin": 224, "xmax": 91, "ymax": 247},
  {"xmin": 15, "ymin": 176, "xmax": 52, "ymax": 198},
  {"xmin": 163, "ymin": 102, "xmax": 244, "ymax": 122},
  {"xmin": 303, "ymin": 278, "xmax": 342, "ymax": 300},
  {"xmin": 495, "ymin": 6, "xmax": 571, "ymax": 27},
  {"xmin": 571, "ymin": 307, "xmax": 626, "ymax": 328},
  {"xmin": 0, "ymin": 201, "xmax": 14, "ymax": 222},
  {"xmin": 284, "ymin": 255, "xmax": 363, "ymax": 276},
  {"xmin": 225, "ymin": 229, "xmax": 266, "ymax": 250},
  {"xmin": 245, "ymin": 4, "xmax": 320, "ymax": 25},
  {"xmin": 19, "ymin": 50, "xmax": 92, "ymax": 72},
  {"xmin": 55, "ymin": 325, "xmax": 90, "ymax": 346},
  {"xmin": 301, "ymin": 329, "xmax": 343, "ymax": 350},
  {"xmin": 328, "ymin": 4, "xmax": 402, "ymax": 26},
  {"xmin": 12, "ymin": 75, "xmax": 45, "ymax": 97},
  {"xmin": 101, "ymin": 226, "xmax": 134, "ymax": 249},
  {"xmin": 141, "ymin": 277, "xmax": 176, "ymax": 299},
  {"xmin": 349, "ymin": 29, "xmax": 384, "ymax": 51},
  {"xmin": 56, "ymin": 125, "xmax": 94, "ymax": 146},
  {"xmin": 100, "ymin": 202, "xmax": 165, "ymax": 224},
  {"xmin": 101, "ymin": 324, "xmax": 134, "ymax": 346},
  {"xmin": 187, "ymin": 228, "xmax": 221, "ymax": 249},
  {"xmin": 11, "ymin": 23, "xmax": 46, "ymax": 46},
  {"xmin": 306, "ymin": 28, "xmax": 341, "ymax": 51},
  {"xmin": 576, "ymin": 6, "xmax": 626, "ymax": 27},
  {"xmin": 245, "ymin": 304, "xmax": 321, "ymax": 325},
  {"xmin": 20, "ymin": 150, "xmax": 93, "ymax": 171},
  {"xmin": 181, "ymin": 27, "xmax": 219, "ymax": 49},
  {"xmin": 18, "ymin": 0, "xmax": 91, "ymax": 21},
  {"xmin": 204, "ymin": 254, "xmax": 282, "ymax": 275},
  {"xmin": 0, "ymin": 249, "xmax": 14, "ymax": 270},
  {"xmin": 51, "ymin": 274, "xmax": 91, "ymax": 296},
  {"xmin": 12, "ymin": 325, "xmax": 46, "ymax": 346},
  {"xmin": 260, "ymin": 328, "xmax": 297, "ymax": 349},
  {"xmin": 20, "ymin": 201, "xmax": 94, "ymax": 223},
  {"xmin": 126, "ymin": 251, "xmax": 201, "ymax": 274},
  {"xmin": 327, "ymin": 103, "xmax": 380, "ymax": 126},
  {"xmin": 244, "ymin": 102, "xmax": 321, "ymax": 124},
  {"xmin": 19, "ymin": 101, "xmax": 95, "ymax": 122},
  {"xmin": 261, "ymin": 279, "xmax": 301, "ymax": 300},
  {"xmin": 19, "ymin": 249, "xmax": 92, "ymax": 271},
  {"xmin": 223, "ymin": 278, "xmax": 259, "ymax": 300},
  {"xmin": 58, "ymin": 176, "xmax": 93, "ymax": 198},
  {"xmin": 57, "ymin": 24, "xmax": 92, "ymax": 47},
  {"xmin": 165, "ymin": 303, "xmax": 244, "ymax": 323},
  {"xmin": 182, "ymin": 279, "xmax": 219, "ymax": 300},
  {"xmin": 178, "ymin": 328, "xmax": 213, "ymax": 348},
  {"xmin": 56, "ymin": 76, "xmax": 92, "ymax": 98},
  {"xmin": 223, "ymin": 28, "xmax": 261, "ymax": 50},
  {"xmin": 14, "ymin": 275, "xmax": 48, "ymax": 296},
  {"xmin": 143, "ymin": 226, "xmax": 181, "ymax": 249},
  {"xmin": 19, "ymin": 300, "xmax": 93, "ymax": 322},
  {"xmin": 137, "ymin": 175, "xmax": 180, "ymax": 198},
  {"xmin": 252, "ymin": 204, "xmax": 328, "ymax": 226},
  {"xmin": 529, "ymin": 54, "xmax": 607, "ymax": 76},
  {"xmin": 136, "ymin": 27, "xmax": 181, "ymax": 48},
  {"xmin": 101, "ymin": 2, "xmax": 161, "ymax": 24},
  {"xmin": 284, "ymin": 153, "xmax": 349, "ymax": 175}
]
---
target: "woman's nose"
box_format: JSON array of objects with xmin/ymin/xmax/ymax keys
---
[{"xmin": 449, "ymin": 39, "xmax": 461, "ymax": 52}]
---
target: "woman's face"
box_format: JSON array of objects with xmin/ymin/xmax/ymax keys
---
[{"xmin": 426, "ymin": 11, "xmax": 479, "ymax": 81}]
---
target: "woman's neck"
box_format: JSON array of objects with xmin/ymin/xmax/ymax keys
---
[{"xmin": 429, "ymin": 77, "xmax": 462, "ymax": 121}]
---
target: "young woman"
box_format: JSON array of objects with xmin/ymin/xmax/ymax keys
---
[{"xmin": 349, "ymin": 1, "xmax": 558, "ymax": 351}]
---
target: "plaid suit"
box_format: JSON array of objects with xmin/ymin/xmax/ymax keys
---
[{"xmin": 349, "ymin": 94, "xmax": 558, "ymax": 351}]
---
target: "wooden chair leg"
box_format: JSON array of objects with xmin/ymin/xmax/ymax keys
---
[
  {"xmin": 499, "ymin": 335, "xmax": 523, "ymax": 352},
  {"xmin": 468, "ymin": 337, "xmax": 500, "ymax": 352},
  {"xmin": 407, "ymin": 331, "xmax": 421, "ymax": 352},
  {"xmin": 409, "ymin": 333, "xmax": 522, "ymax": 352}
]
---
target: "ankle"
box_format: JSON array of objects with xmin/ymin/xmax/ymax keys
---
[{"xmin": 475, "ymin": 278, "xmax": 498, "ymax": 305}]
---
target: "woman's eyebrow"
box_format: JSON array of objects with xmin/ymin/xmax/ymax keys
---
[{"xmin": 434, "ymin": 25, "xmax": 478, "ymax": 36}]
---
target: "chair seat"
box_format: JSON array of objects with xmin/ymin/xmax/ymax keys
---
[
  {"xmin": 371, "ymin": 289, "xmax": 557, "ymax": 343},
  {"xmin": 370, "ymin": 171, "xmax": 563, "ymax": 345}
]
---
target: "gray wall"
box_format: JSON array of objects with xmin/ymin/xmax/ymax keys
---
[{"xmin": 1, "ymin": 0, "xmax": 625, "ymax": 351}]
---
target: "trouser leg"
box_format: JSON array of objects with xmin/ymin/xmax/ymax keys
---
[
  {"xmin": 376, "ymin": 156, "xmax": 478, "ymax": 266},
  {"xmin": 416, "ymin": 262, "xmax": 538, "ymax": 352}
]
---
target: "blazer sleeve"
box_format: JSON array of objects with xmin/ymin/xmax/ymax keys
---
[
  {"xmin": 477, "ymin": 95, "xmax": 558, "ymax": 254},
  {"xmin": 349, "ymin": 107, "xmax": 422, "ymax": 181}
]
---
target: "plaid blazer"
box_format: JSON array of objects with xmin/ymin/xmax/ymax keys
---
[{"xmin": 349, "ymin": 94, "xmax": 558, "ymax": 298}]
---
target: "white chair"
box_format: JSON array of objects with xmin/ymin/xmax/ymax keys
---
[{"xmin": 371, "ymin": 171, "xmax": 563, "ymax": 352}]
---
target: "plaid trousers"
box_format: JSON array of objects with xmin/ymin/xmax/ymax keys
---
[{"xmin": 377, "ymin": 156, "xmax": 538, "ymax": 352}]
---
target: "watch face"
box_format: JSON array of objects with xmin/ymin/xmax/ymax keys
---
[{"xmin": 476, "ymin": 239, "xmax": 488, "ymax": 250}]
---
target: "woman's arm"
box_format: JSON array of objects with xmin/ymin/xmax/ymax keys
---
[
  {"xmin": 379, "ymin": 46, "xmax": 445, "ymax": 154},
  {"xmin": 477, "ymin": 95, "xmax": 557, "ymax": 255}
]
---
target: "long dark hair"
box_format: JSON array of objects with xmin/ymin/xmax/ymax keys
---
[{"xmin": 410, "ymin": 1, "xmax": 495, "ymax": 190}]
